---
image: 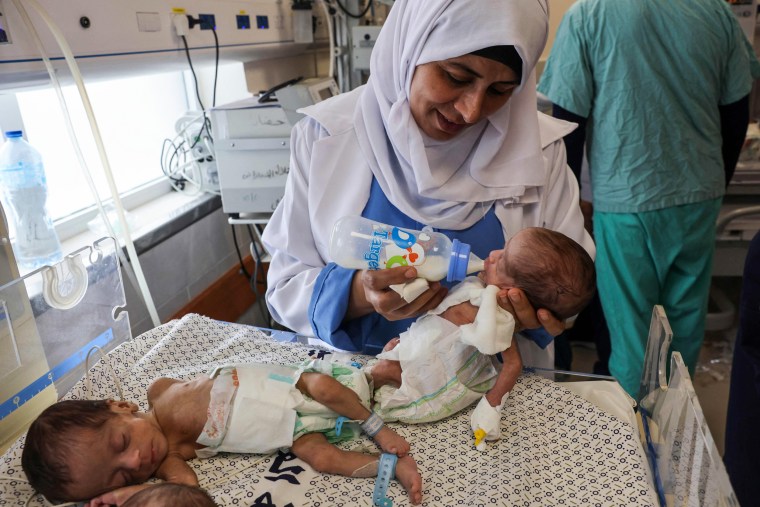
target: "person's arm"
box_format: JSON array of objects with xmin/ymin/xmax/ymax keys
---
[
  {"xmin": 485, "ymin": 340, "xmax": 522, "ymax": 407},
  {"xmin": 264, "ymin": 119, "xmax": 445, "ymax": 351},
  {"xmin": 720, "ymin": 94, "xmax": 750, "ymax": 188},
  {"xmin": 552, "ymin": 104, "xmax": 594, "ymax": 234},
  {"xmin": 263, "ymin": 119, "xmax": 333, "ymax": 337},
  {"xmin": 551, "ymin": 104, "xmax": 587, "ymax": 183},
  {"xmin": 155, "ymin": 453, "xmax": 199, "ymax": 485},
  {"xmin": 347, "ymin": 266, "xmax": 447, "ymax": 321}
]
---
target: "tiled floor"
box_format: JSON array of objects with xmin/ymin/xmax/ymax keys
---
[
  {"xmin": 570, "ymin": 330, "xmax": 733, "ymax": 456},
  {"xmin": 568, "ymin": 277, "xmax": 742, "ymax": 458}
]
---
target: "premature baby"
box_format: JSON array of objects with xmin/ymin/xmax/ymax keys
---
[
  {"xmin": 369, "ymin": 227, "xmax": 595, "ymax": 443},
  {"xmin": 22, "ymin": 360, "xmax": 422, "ymax": 505}
]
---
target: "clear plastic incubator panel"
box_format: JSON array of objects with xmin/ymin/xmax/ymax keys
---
[
  {"xmin": 0, "ymin": 237, "xmax": 131, "ymax": 449},
  {"xmin": 638, "ymin": 306, "xmax": 738, "ymax": 507}
]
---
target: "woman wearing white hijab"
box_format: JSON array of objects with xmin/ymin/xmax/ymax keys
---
[{"xmin": 263, "ymin": 0, "xmax": 593, "ymax": 366}]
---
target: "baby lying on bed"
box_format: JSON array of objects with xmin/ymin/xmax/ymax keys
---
[
  {"xmin": 21, "ymin": 360, "xmax": 422, "ymax": 506},
  {"xmin": 369, "ymin": 227, "xmax": 595, "ymax": 444},
  {"xmin": 121, "ymin": 483, "xmax": 216, "ymax": 507}
]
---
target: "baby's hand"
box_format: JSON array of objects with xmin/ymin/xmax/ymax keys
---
[{"xmin": 85, "ymin": 484, "xmax": 152, "ymax": 506}]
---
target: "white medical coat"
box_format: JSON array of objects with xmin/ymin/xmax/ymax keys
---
[{"xmin": 263, "ymin": 86, "xmax": 593, "ymax": 362}]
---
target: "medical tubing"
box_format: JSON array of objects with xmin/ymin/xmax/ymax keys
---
[
  {"xmin": 247, "ymin": 225, "xmax": 272, "ymax": 327},
  {"xmin": 16, "ymin": 0, "xmax": 161, "ymax": 327},
  {"xmin": 212, "ymin": 28, "xmax": 219, "ymax": 108},
  {"xmin": 181, "ymin": 35, "xmax": 206, "ymax": 111},
  {"xmin": 85, "ymin": 345, "xmax": 124, "ymax": 402},
  {"xmin": 318, "ymin": 0, "xmax": 336, "ymax": 80},
  {"xmin": 10, "ymin": 0, "xmax": 151, "ymax": 323},
  {"xmin": 335, "ymin": 0, "xmax": 374, "ymax": 19}
]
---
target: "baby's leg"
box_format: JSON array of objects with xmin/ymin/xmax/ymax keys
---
[
  {"xmin": 369, "ymin": 359, "xmax": 402, "ymax": 389},
  {"xmin": 292, "ymin": 433, "xmax": 422, "ymax": 505},
  {"xmin": 296, "ymin": 372, "xmax": 409, "ymax": 456},
  {"xmin": 369, "ymin": 337, "xmax": 402, "ymax": 389}
]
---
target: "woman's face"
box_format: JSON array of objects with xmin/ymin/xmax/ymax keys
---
[{"xmin": 409, "ymin": 54, "xmax": 520, "ymax": 141}]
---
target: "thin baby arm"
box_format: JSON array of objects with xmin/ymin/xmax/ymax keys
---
[
  {"xmin": 156, "ymin": 452, "xmax": 199, "ymax": 486},
  {"xmin": 485, "ymin": 340, "xmax": 522, "ymax": 407}
]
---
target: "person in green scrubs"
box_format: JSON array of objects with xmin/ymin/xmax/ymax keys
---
[{"xmin": 538, "ymin": 0, "xmax": 759, "ymax": 396}]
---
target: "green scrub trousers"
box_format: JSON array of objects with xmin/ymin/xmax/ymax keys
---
[{"xmin": 594, "ymin": 199, "xmax": 721, "ymax": 396}]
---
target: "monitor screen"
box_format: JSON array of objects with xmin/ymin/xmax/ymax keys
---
[{"xmin": 317, "ymin": 86, "xmax": 334, "ymax": 101}]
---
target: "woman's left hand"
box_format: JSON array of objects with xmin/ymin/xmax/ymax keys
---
[{"xmin": 496, "ymin": 287, "xmax": 566, "ymax": 336}]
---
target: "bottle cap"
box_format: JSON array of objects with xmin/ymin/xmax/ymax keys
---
[
  {"xmin": 447, "ymin": 239, "xmax": 472, "ymax": 282},
  {"xmin": 4, "ymin": 131, "xmax": 22, "ymax": 138}
]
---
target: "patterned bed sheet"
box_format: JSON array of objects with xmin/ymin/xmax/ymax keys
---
[{"xmin": 0, "ymin": 314, "xmax": 659, "ymax": 506}]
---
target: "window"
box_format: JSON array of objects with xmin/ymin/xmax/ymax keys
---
[{"xmin": 14, "ymin": 71, "xmax": 190, "ymax": 225}]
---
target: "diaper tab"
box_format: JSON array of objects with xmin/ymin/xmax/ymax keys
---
[{"xmin": 335, "ymin": 416, "xmax": 348, "ymax": 436}]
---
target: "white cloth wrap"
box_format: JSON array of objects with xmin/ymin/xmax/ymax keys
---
[
  {"xmin": 456, "ymin": 283, "xmax": 515, "ymax": 355},
  {"xmin": 373, "ymin": 278, "xmax": 514, "ymax": 423}
]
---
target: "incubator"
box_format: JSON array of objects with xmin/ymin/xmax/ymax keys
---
[
  {"xmin": 0, "ymin": 239, "xmax": 739, "ymax": 506},
  {"xmin": 0, "ymin": 237, "xmax": 129, "ymax": 452}
]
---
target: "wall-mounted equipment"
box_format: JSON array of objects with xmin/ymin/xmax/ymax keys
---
[{"xmin": 0, "ymin": 0, "xmax": 318, "ymax": 89}]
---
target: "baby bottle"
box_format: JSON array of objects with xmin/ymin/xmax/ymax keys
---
[{"xmin": 329, "ymin": 216, "xmax": 485, "ymax": 282}]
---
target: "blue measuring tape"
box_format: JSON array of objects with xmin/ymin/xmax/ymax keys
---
[
  {"xmin": 372, "ymin": 453, "xmax": 398, "ymax": 507},
  {"xmin": 0, "ymin": 328, "xmax": 114, "ymax": 420}
]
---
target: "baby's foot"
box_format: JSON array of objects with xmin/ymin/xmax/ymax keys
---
[
  {"xmin": 373, "ymin": 426, "xmax": 410, "ymax": 457},
  {"xmin": 395, "ymin": 455, "xmax": 423, "ymax": 505}
]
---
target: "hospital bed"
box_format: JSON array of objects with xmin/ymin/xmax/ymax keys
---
[{"xmin": 0, "ymin": 238, "xmax": 737, "ymax": 506}]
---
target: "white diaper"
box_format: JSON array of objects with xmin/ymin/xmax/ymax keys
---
[
  {"xmin": 197, "ymin": 364, "xmax": 303, "ymax": 457},
  {"xmin": 197, "ymin": 361, "xmax": 371, "ymax": 458}
]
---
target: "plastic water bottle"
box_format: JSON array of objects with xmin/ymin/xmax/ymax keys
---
[
  {"xmin": 0, "ymin": 131, "xmax": 62, "ymax": 271},
  {"xmin": 329, "ymin": 215, "xmax": 485, "ymax": 282}
]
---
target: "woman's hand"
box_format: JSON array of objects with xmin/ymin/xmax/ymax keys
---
[
  {"xmin": 496, "ymin": 287, "xmax": 566, "ymax": 336},
  {"xmin": 347, "ymin": 266, "xmax": 448, "ymax": 321}
]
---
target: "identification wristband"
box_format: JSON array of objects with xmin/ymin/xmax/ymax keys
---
[
  {"xmin": 373, "ymin": 453, "xmax": 398, "ymax": 507},
  {"xmin": 361, "ymin": 412, "xmax": 384, "ymax": 437}
]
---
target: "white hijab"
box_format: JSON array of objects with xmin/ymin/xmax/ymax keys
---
[{"xmin": 354, "ymin": 0, "xmax": 550, "ymax": 229}]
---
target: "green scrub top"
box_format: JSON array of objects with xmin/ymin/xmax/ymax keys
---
[{"xmin": 538, "ymin": 0, "xmax": 758, "ymax": 213}]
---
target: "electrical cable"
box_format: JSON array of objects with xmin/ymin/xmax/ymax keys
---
[
  {"xmin": 180, "ymin": 35, "xmax": 206, "ymax": 111},
  {"xmin": 247, "ymin": 224, "xmax": 266, "ymax": 292},
  {"xmin": 258, "ymin": 76, "xmax": 304, "ymax": 103},
  {"xmin": 160, "ymin": 112, "xmax": 213, "ymax": 195},
  {"xmin": 169, "ymin": 29, "xmax": 218, "ymax": 196},
  {"xmin": 230, "ymin": 224, "xmax": 252, "ymax": 280},
  {"xmin": 247, "ymin": 224, "xmax": 273, "ymax": 327},
  {"xmin": 334, "ymin": 0, "xmax": 373, "ymax": 19},
  {"xmin": 318, "ymin": 0, "xmax": 336, "ymax": 80},
  {"xmin": 212, "ymin": 28, "xmax": 219, "ymax": 108}
]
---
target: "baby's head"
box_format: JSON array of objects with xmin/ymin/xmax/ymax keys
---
[
  {"xmin": 482, "ymin": 227, "xmax": 595, "ymax": 320},
  {"xmin": 122, "ymin": 484, "xmax": 217, "ymax": 507},
  {"xmin": 22, "ymin": 399, "xmax": 168, "ymax": 502}
]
